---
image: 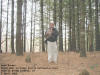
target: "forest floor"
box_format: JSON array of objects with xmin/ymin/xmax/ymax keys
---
[{"xmin": 0, "ymin": 52, "xmax": 100, "ymax": 75}]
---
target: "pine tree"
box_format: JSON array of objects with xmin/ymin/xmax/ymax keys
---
[
  {"xmin": 71, "ymin": 0, "xmax": 76, "ymax": 51},
  {"xmin": 11, "ymin": 0, "xmax": 15, "ymax": 53},
  {"xmin": 59, "ymin": 0, "xmax": 63, "ymax": 51},
  {"xmin": 16, "ymin": 0, "xmax": 23, "ymax": 56},
  {"xmin": 68, "ymin": 0, "xmax": 72, "ymax": 51},
  {"xmin": 6, "ymin": 0, "xmax": 9, "ymax": 52},
  {"xmin": 0, "ymin": 0, "xmax": 2, "ymax": 53},
  {"xmin": 80, "ymin": 0, "xmax": 86, "ymax": 57},
  {"xmin": 40, "ymin": 0, "xmax": 45, "ymax": 52},
  {"xmin": 30, "ymin": 0, "xmax": 33, "ymax": 52},
  {"xmin": 95, "ymin": 0, "xmax": 100, "ymax": 51}
]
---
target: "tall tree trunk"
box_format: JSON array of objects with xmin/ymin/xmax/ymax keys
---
[
  {"xmin": 33, "ymin": 0, "xmax": 36, "ymax": 52},
  {"xmin": 53, "ymin": 0, "xmax": 56, "ymax": 26},
  {"xmin": 21, "ymin": 19, "xmax": 24, "ymax": 52},
  {"xmin": 48, "ymin": 0, "xmax": 50, "ymax": 23},
  {"xmin": 30, "ymin": 0, "xmax": 33, "ymax": 52},
  {"xmin": 16, "ymin": 0, "xmax": 23, "ymax": 56},
  {"xmin": 76, "ymin": 0, "xmax": 80, "ymax": 52},
  {"xmin": 71, "ymin": 0, "xmax": 76, "ymax": 51},
  {"xmin": 0, "ymin": 0, "xmax": 2, "ymax": 53},
  {"xmin": 6, "ymin": 0, "xmax": 9, "ymax": 52},
  {"xmin": 99, "ymin": 0, "xmax": 100, "ymax": 33},
  {"xmin": 65, "ymin": 2, "xmax": 67, "ymax": 52},
  {"xmin": 68, "ymin": 0, "xmax": 72, "ymax": 51},
  {"xmin": 88, "ymin": 0, "xmax": 94, "ymax": 51},
  {"xmin": 65, "ymin": 11, "xmax": 67, "ymax": 52},
  {"xmin": 59, "ymin": 0, "xmax": 63, "ymax": 51},
  {"xmin": 23, "ymin": 0, "xmax": 27, "ymax": 52},
  {"xmin": 80, "ymin": 0, "xmax": 86, "ymax": 57},
  {"xmin": 40, "ymin": 0, "xmax": 45, "ymax": 52},
  {"xmin": 11, "ymin": 0, "xmax": 15, "ymax": 53},
  {"xmin": 22, "ymin": 6, "xmax": 24, "ymax": 52},
  {"xmin": 86, "ymin": 15, "xmax": 88, "ymax": 51},
  {"xmin": 95, "ymin": 0, "xmax": 100, "ymax": 51}
]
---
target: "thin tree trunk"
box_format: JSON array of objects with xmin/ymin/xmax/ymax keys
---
[
  {"xmin": 68, "ymin": 0, "xmax": 72, "ymax": 51},
  {"xmin": 65, "ymin": 12, "xmax": 67, "ymax": 52},
  {"xmin": 33, "ymin": 0, "xmax": 36, "ymax": 52},
  {"xmin": 22, "ymin": 6, "xmax": 24, "ymax": 52},
  {"xmin": 65, "ymin": 2, "xmax": 67, "ymax": 52},
  {"xmin": 11, "ymin": 0, "xmax": 15, "ymax": 53},
  {"xmin": 21, "ymin": 19, "xmax": 24, "ymax": 52},
  {"xmin": 71, "ymin": 0, "xmax": 76, "ymax": 51},
  {"xmin": 95, "ymin": 0, "xmax": 100, "ymax": 51},
  {"xmin": 16, "ymin": 0, "xmax": 23, "ymax": 56},
  {"xmin": 53, "ymin": 0, "xmax": 56, "ymax": 26},
  {"xmin": 76, "ymin": 0, "xmax": 80, "ymax": 52},
  {"xmin": 30, "ymin": 0, "xmax": 33, "ymax": 52},
  {"xmin": 23, "ymin": 0, "xmax": 27, "ymax": 52},
  {"xmin": 80, "ymin": 0, "xmax": 86, "ymax": 57},
  {"xmin": 6, "ymin": 0, "xmax": 9, "ymax": 52},
  {"xmin": 40, "ymin": 0, "xmax": 45, "ymax": 52},
  {"xmin": 0, "ymin": 0, "xmax": 2, "ymax": 53},
  {"xmin": 48, "ymin": 0, "xmax": 50, "ymax": 23},
  {"xmin": 59, "ymin": 0, "xmax": 63, "ymax": 52},
  {"xmin": 88, "ymin": 0, "xmax": 94, "ymax": 51},
  {"xmin": 86, "ymin": 15, "xmax": 88, "ymax": 51},
  {"xmin": 45, "ymin": 1, "xmax": 49, "ymax": 52}
]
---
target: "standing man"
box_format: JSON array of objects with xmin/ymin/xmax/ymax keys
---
[{"xmin": 45, "ymin": 22, "xmax": 59, "ymax": 63}]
